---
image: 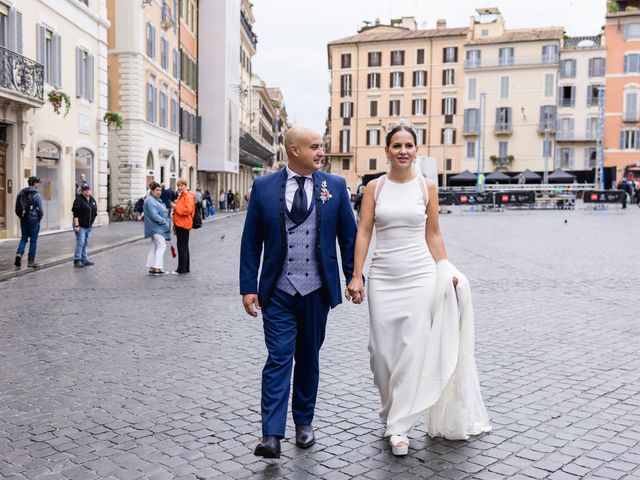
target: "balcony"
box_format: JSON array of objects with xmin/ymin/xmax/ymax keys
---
[
  {"xmin": 465, "ymin": 54, "xmax": 559, "ymax": 70},
  {"xmin": 0, "ymin": 46, "xmax": 45, "ymax": 107},
  {"xmin": 494, "ymin": 124, "xmax": 512, "ymax": 135},
  {"xmin": 462, "ymin": 124, "xmax": 479, "ymax": 136},
  {"xmin": 563, "ymin": 35, "xmax": 602, "ymax": 48},
  {"xmin": 490, "ymin": 155, "xmax": 513, "ymax": 167},
  {"xmin": 623, "ymin": 111, "xmax": 640, "ymax": 122},
  {"xmin": 537, "ymin": 123, "xmax": 557, "ymax": 134},
  {"xmin": 241, "ymin": 11, "xmax": 258, "ymax": 48}
]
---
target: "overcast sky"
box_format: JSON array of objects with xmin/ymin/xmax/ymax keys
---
[{"xmin": 252, "ymin": 0, "xmax": 605, "ymax": 132}]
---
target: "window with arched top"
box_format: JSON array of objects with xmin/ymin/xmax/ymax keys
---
[
  {"xmin": 146, "ymin": 151, "xmax": 154, "ymax": 170},
  {"xmin": 170, "ymin": 156, "xmax": 176, "ymax": 173}
]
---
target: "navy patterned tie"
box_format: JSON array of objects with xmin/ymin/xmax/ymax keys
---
[{"xmin": 291, "ymin": 176, "xmax": 308, "ymax": 224}]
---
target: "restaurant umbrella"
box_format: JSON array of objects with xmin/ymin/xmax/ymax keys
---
[
  {"xmin": 484, "ymin": 171, "xmax": 513, "ymax": 184},
  {"xmin": 548, "ymin": 168, "xmax": 576, "ymax": 184},
  {"xmin": 515, "ymin": 169, "xmax": 543, "ymax": 184},
  {"xmin": 449, "ymin": 170, "xmax": 477, "ymax": 186}
]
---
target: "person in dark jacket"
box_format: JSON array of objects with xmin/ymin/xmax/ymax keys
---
[
  {"xmin": 160, "ymin": 184, "xmax": 175, "ymax": 218},
  {"xmin": 72, "ymin": 184, "xmax": 98, "ymax": 268},
  {"xmin": 14, "ymin": 176, "xmax": 44, "ymax": 269}
]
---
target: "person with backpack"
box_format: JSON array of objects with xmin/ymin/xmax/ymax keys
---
[
  {"xmin": 171, "ymin": 178, "xmax": 196, "ymax": 274},
  {"xmin": 71, "ymin": 184, "xmax": 98, "ymax": 268},
  {"xmin": 14, "ymin": 176, "xmax": 44, "ymax": 268},
  {"xmin": 227, "ymin": 189, "xmax": 234, "ymax": 211}
]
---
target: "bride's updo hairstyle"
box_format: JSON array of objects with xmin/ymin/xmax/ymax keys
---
[{"xmin": 385, "ymin": 119, "xmax": 418, "ymax": 147}]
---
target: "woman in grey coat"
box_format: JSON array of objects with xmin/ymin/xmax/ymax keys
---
[{"xmin": 143, "ymin": 182, "xmax": 171, "ymax": 275}]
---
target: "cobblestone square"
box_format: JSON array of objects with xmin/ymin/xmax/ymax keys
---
[{"xmin": 1, "ymin": 209, "xmax": 640, "ymax": 479}]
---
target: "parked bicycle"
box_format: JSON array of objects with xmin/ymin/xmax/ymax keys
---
[{"xmin": 109, "ymin": 200, "xmax": 138, "ymax": 222}]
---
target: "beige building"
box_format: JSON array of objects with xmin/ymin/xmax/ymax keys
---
[
  {"xmin": 0, "ymin": 0, "xmax": 109, "ymax": 238},
  {"xmin": 557, "ymin": 36, "xmax": 606, "ymax": 172},
  {"xmin": 327, "ymin": 17, "xmax": 468, "ymax": 191},
  {"xmin": 107, "ymin": 0, "xmax": 180, "ymax": 205},
  {"xmin": 461, "ymin": 8, "xmax": 563, "ymax": 174},
  {"xmin": 267, "ymin": 87, "xmax": 290, "ymax": 170}
]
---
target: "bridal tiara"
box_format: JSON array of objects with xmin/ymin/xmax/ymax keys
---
[{"xmin": 386, "ymin": 119, "xmax": 417, "ymax": 136}]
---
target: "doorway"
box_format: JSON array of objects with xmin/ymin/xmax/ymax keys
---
[
  {"xmin": 0, "ymin": 140, "xmax": 6, "ymax": 238},
  {"xmin": 36, "ymin": 141, "xmax": 61, "ymax": 231},
  {"xmin": 75, "ymin": 148, "xmax": 93, "ymax": 194}
]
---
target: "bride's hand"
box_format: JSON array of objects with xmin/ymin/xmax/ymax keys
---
[{"xmin": 347, "ymin": 277, "xmax": 365, "ymax": 304}]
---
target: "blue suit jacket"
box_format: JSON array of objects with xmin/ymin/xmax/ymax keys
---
[{"xmin": 240, "ymin": 169, "xmax": 357, "ymax": 309}]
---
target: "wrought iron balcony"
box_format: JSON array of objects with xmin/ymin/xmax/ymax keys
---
[
  {"xmin": 0, "ymin": 46, "xmax": 44, "ymax": 106},
  {"xmin": 241, "ymin": 11, "xmax": 258, "ymax": 48}
]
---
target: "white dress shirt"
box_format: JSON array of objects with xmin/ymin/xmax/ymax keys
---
[{"xmin": 285, "ymin": 166, "xmax": 313, "ymax": 211}]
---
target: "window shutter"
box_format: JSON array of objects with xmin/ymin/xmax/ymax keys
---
[
  {"xmin": 412, "ymin": 100, "xmax": 416, "ymax": 116},
  {"xmin": 569, "ymin": 118, "xmax": 575, "ymax": 139},
  {"xmin": 76, "ymin": 48, "xmax": 83, "ymax": 98},
  {"xmin": 453, "ymin": 47, "xmax": 458, "ymax": 62},
  {"xmin": 453, "ymin": 99, "xmax": 457, "ymax": 115},
  {"xmin": 442, "ymin": 70, "xmax": 446, "ymax": 85},
  {"xmin": 440, "ymin": 128, "xmax": 445, "ymax": 144},
  {"xmin": 400, "ymin": 72, "xmax": 404, "ymax": 87},
  {"xmin": 87, "ymin": 54, "xmax": 94, "ymax": 102},
  {"xmin": 620, "ymin": 130, "xmax": 625, "ymax": 149},
  {"xmin": 7, "ymin": 7, "xmax": 16, "ymax": 52},
  {"xmin": 53, "ymin": 34, "xmax": 62, "ymax": 88},
  {"xmin": 588, "ymin": 58, "xmax": 594, "ymax": 77},
  {"xmin": 37, "ymin": 24, "xmax": 45, "ymax": 66},
  {"xmin": 496, "ymin": 107, "xmax": 501, "ymax": 126},
  {"xmin": 389, "ymin": 100, "xmax": 393, "ymax": 116},
  {"xmin": 14, "ymin": 10, "xmax": 23, "ymax": 54},
  {"xmin": 441, "ymin": 99, "xmax": 446, "ymax": 115},
  {"xmin": 152, "ymin": 25, "xmax": 156, "ymax": 59}
]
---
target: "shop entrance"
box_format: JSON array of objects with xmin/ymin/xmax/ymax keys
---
[{"xmin": 36, "ymin": 141, "xmax": 61, "ymax": 231}]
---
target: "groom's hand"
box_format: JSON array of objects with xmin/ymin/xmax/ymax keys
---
[{"xmin": 242, "ymin": 294, "xmax": 261, "ymax": 317}]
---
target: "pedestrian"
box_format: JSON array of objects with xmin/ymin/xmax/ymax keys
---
[
  {"xmin": 234, "ymin": 191, "xmax": 241, "ymax": 212},
  {"xmin": 143, "ymin": 182, "xmax": 171, "ymax": 275},
  {"xmin": 160, "ymin": 183, "xmax": 175, "ymax": 218},
  {"xmin": 227, "ymin": 189, "xmax": 234, "ymax": 211},
  {"xmin": 14, "ymin": 176, "xmax": 44, "ymax": 269},
  {"xmin": 71, "ymin": 184, "xmax": 98, "ymax": 268},
  {"xmin": 219, "ymin": 189, "xmax": 226, "ymax": 211},
  {"xmin": 172, "ymin": 178, "xmax": 196, "ymax": 274},
  {"xmin": 204, "ymin": 190, "xmax": 215, "ymax": 217}
]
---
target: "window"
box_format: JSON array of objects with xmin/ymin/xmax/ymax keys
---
[
  {"xmin": 369, "ymin": 158, "xmax": 377, "ymax": 170},
  {"xmin": 390, "ymin": 50, "xmax": 405, "ymax": 66},
  {"xmin": 560, "ymin": 59, "xmax": 576, "ymax": 78},
  {"xmin": 342, "ymin": 158, "xmax": 350, "ymax": 170},
  {"xmin": 585, "ymin": 148, "xmax": 597, "ymax": 168},
  {"xmin": 339, "ymin": 130, "xmax": 351, "ymax": 153},
  {"xmin": 161, "ymin": 37, "xmax": 169, "ymax": 70},
  {"xmin": 495, "ymin": 107, "xmax": 512, "ymax": 132},
  {"xmin": 366, "ymin": 129, "xmax": 380, "ymax": 146},
  {"xmin": 159, "ymin": 89, "xmax": 168, "ymax": 128},
  {"xmin": 412, "ymin": 99, "xmax": 426, "ymax": 116},
  {"xmin": 180, "ymin": 50, "xmax": 198, "ymax": 91},
  {"xmin": 499, "ymin": 47, "xmax": 514, "ymax": 66},
  {"xmin": 588, "ymin": 57, "xmax": 605, "ymax": 77},
  {"xmin": 466, "ymin": 141, "xmax": 476, "ymax": 158},
  {"xmin": 625, "ymin": 53, "xmax": 640, "ymax": 73},
  {"xmin": 446, "ymin": 158, "xmax": 453, "ymax": 170},
  {"xmin": 367, "ymin": 72, "xmax": 380, "ymax": 89},
  {"xmin": 441, "ymin": 128, "xmax": 456, "ymax": 145},
  {"xmin": 416, "ymin": 128, "xmax": 426, "ymax": 145},
  {"xmin": 625, "ymin": 90, "xmax": 639, "ymax": 121},
  {"xmin": 557, "ymin": 117, "xmax": 575, "ymax": 140},
  {"xmin": 624, "ymin": 23, "xmax": 640, "ymax": 40},
  {"xmin": 340, "ymin": 74, "xmax": 352, "ymax": 96},
  {"xmin": 544, "ymin": 73, "xmax": 555, "ymax": 98},
  {"xmin": 0, "ymin": 4, "xmax": 7, "ymax": 48},
  {"xmin": 481, "ymin": 29, "xmax": 489, "ymax": 37},
  {"xmin": 147, "ymin": 78, "xmax": 157, "ymax": 123},
  {"xmin": 417, "ymin": 48, "xmax": 425, "ymax": 64},
  {"xmin": 468, "ymin": 78, "xmax": 477, "ymax": 101},
  {"xmin": 465, "ymin": 50, "xmax": 481, "ymax": 68},
  {"xmin": 464, "ymin": 108, "xmax": 479, "ymax": 134},
  {"xmin": 413, "ymin": 70, "xmax": 427, "ymax": 87},
  {"xmin": 78, "ymin": 0, "xmax": 89, "ymax": 5},
  {"xmin": 543, "ymin": 139, "xmax": 553, "ymax": 158},
  {"xmin": 559, "ymin": 86, "xmax": 576, "ymax": 107},
  {"xmin": 368, "ymin": 51, "xmax": 381, "ymax": 67},
  {"xmin": 146, "ymin": 22, "xmax": 155, "ymax": 59},
  {"xmin": 340, "ymin": 102, "xmax": 353, "ymax": 119},
  {"xmin": 172, "ymin": 48, "xmax": 179, "ymax": 79},
  {"xmin": 587, "ymin": 85, "xmax": 603, "ymax": 107},
  {"xmin": 341, "ymin": 53, "xmax": 351, "ymax": 69},
  {"xmin": 500, "ymin": 76, "xmax": 510, "ymax": 99},
  {"xmin": 620, "ymin": 129, "xmax": 640, "ymax": 149},
  {"xmin": 539, "ymin": 105, "xmax": 557, "ymax": 131},
  {"xmin": 585, "ymin": 117, "xmax": 598, "ymax": 140},
  {"xmin": 542, "ymin": 45, "xmax": 559, "ymax": 63},
  {"xmin": 37, "ymin": 26, "xmax": 61, "ymax": 87},
  {"xmin": 370, "ymin": 100, "xmax": 378, "ymax": 117},
  {"xmin": 498, "ymin": 141, "xmax": 508, "ymax": 158},
  {"xmin": 557, "ymin": 148, "xmax": 574, "ymax": 168},
  {"xmin": 170, "ymin": 94, "xmax": 179, "ymax": 133},
  {"xmin": 390, "ymin": 71, "xmax": 404, "ymax": 88},
  {"xmin": 443, "ymin": 47, "xmax": 458, "ymax": 63},
  {"xmin": 389, "ymin": 99, "xmax": 401, "ymax": 116},
  {"xmin": 442, "ymin": 98, "xmax": 457, "ymax": 115},
  {"xmin": 76, "ymin": 47, "xmax": 94, "ymax": 102},
  {"xmin": 442, "ymin": 69, "xmax": 455, "ymax": 86}
]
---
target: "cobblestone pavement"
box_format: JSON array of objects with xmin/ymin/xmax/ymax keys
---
[{"xmin": 1, "ymin": 207, "xmax": 640, "ymax": 480}]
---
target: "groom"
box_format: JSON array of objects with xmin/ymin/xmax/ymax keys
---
[{"xmin": 240, "ymin": 126, "xmax": 358, "ymax": 458}]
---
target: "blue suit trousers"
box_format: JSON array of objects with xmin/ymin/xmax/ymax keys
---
[{"xmin": 261, "ymin": 287, "xmax": 330, "ymax": 437}]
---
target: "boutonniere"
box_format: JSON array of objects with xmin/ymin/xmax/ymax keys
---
[{"xmin": 319, "ymin": 180, "xmax": 332, "ymax": 204}]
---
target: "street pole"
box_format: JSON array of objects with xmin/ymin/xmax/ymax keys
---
[
  {"xmin": 595, "ymin": 85, "xmax": 605, "ymax": 191},
  {"xmin": 543, "ymin": 128, "xmax": 549, "ymax": 184},
  {"xmin": 476, "ymin": 93, "xmax": 484, "ymax": 192}
]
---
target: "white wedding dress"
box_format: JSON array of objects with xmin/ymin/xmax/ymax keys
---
[{"xmin": 368, "ymin": 173, "xmax": 491, "ymax": 440}]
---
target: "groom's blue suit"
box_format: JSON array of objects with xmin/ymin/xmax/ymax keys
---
[{"xmin": 240, "ymin": 168, "xmax": 357, "ymax": 437}]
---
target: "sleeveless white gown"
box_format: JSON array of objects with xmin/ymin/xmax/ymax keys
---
[{"xmin": 368, "ymin": 174, "xmax": 491, "ymax": 440}]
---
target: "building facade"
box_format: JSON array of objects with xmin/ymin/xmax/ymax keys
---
[
  {"xmin": 558, "ymin": 35, "xmax": 606, "ymax": 172},
  {"xmin": 267, "ymin": 87, "xmax": 290, "ymax": 170},
  {"xmin": 107, "ymin": 0, "xmax": 180, "ymax": 205},
  {"xmin": 604, "ymin": 0, "xmax": 640, "ymax": 180},
  {"xmin": 327, "ymin": 17, "xmax": 468, "ymax": 191},
  {"xmin": 1, "ymin": 0, "xmax": 109, "ymax": 239},
  {"xmin": 462, "ymin": 8, "xmax": 563, "ymax": 175}
]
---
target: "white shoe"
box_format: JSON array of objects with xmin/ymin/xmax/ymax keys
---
[{"xmin": 389, "ymin": 435, "xmax": 409, "ymax": 456}]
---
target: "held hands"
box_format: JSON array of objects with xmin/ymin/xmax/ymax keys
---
[
  {"xmin": 346, "ymin": 276, "xmax": 365, "ymax": 304},
  {"xmin": 242, "ymin": 294, "xmax": 261, "ymax": 317}
]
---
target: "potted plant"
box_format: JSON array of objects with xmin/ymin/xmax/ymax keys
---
[
  {"xmin": 490, "ymin": 155, "xmax": 498, "ymax": 163},
  {"xmin": 610, "ymin": 1, "xmax": 620, "ymax": 13},
  {"xmin": 507, "ymin": 155, "xmax": 515, "ymax": 163},
  {"xmin": 47, "ymin": 89, "xmax": 71, "ymax": 117},
  {"xmin": 103, "ymin": 111, "xmax": 124, "ymax": 130}
]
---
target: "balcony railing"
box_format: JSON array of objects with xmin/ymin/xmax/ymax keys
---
[
  {"xmin": 463, "ymin": 124, "xmax": 479, "ymax": 135},
  {"xmin": 0, "ymin": 45, "xmax": 44, "ymax": 103},
  {"xmin": 465, "ymin": 54, "xmax": 559, "ymax": 69},
  {"xmin": 241, "ymin": 11, "xmax": 258, "ymax": 48},
  {"xmin": 495, "ymin": 124, "xmax": 512, "ymax": 134},
  {"xmin": 623, "ymin": 111, "xmax": 640, "ymax": 122}
]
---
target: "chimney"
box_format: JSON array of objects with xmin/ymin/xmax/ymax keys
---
[
  {"xmin": 437, "ymin": 19, "xmax": 447, "ymax": 29},
  {"xmin": 400, "ymin": 16, "xmax": 417, "ymax": 30}
]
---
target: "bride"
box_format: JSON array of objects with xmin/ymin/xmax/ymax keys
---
[{"xmin": 347, "ymin": 119, "xmax": 491, "ymax": 455}]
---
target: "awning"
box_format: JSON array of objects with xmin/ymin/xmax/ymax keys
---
[
  {"xmin": 449, "ymin": 170, "xmax": 477, "ymax": 185},
  {"xmin": 548, "ymin": 168, "xmax": 576, "ymax": 183},
  {"xmin": 484, "ymin": 171, "xmax": 512, "ymax": 183},
  {"xmin": 239, "ymin": 132, "xmax": 273, "ymax": 168}
]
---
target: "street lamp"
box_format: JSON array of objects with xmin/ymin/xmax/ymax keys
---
[{"xmin": 543, "ymin": 128, "xmax": 550, "ymax": 184}]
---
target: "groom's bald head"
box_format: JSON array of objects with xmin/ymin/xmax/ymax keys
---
[{"xmin": 284, "ymin": 126, "xmax": 325, "ymax": 175}]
